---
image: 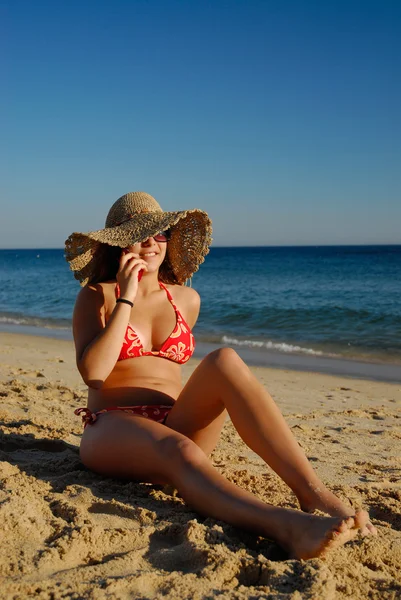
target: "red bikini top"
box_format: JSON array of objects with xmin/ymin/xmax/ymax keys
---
[{"xmin": 115, "ymin": 282, "xmax": 195, "ymax": 364}]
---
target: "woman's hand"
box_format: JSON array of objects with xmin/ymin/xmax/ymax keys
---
[{"xmin": 116, "ymin": 251, "xmax": 148, "ymax": 302}]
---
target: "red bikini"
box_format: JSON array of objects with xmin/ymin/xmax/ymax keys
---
[
  {"xmin": 75, "ymin": 282, "xmax": 195, "ymax": 428},
  {"xmin": 116, "ymin": 281, "xmax": 195, "ymax": 364}
]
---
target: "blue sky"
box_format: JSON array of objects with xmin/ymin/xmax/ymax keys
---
[{"xmin": 2, "ymin": 0, "xmax": 400, "ymax": 247}]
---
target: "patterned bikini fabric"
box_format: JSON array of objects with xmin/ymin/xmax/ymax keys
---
[
  {"xmin": 75, "ymin": 405, "xmax": 172, "ymax": 428},
  {"xmin": 116, "ymin": 281, "xmax": 195, "ymax": 364}
]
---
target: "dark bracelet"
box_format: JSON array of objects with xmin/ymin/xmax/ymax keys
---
[{"xmin": 116, "ymin": 298, "xmax": 134, "ymax": 308}]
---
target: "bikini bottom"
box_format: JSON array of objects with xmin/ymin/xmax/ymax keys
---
[{"xmin": 74, "ymin": 405, "xmax": 173, "ymax": 428}]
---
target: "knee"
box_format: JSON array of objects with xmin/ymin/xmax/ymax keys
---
[
  {"xmin": 206, "ymin": 347, "xmax": 246, "ymax": 374},
  {"xmin": 157, "ymin": 435, "xmax": 206, "ymax": 472}
]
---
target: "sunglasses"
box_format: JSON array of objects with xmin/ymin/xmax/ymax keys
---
[{"xmin": 152, "ymin": 230, "xmax": 171, "ymax": 242}]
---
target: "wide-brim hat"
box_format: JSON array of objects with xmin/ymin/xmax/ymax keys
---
[{"xmin": 65, "ymin": 191, "xmax": 213, "ymax": 286}]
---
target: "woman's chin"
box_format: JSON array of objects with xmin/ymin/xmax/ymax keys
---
[{"xmin": 142, "ymin": 265, "xmax": 160, "ymax": 275}]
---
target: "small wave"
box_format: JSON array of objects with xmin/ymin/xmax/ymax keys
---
[
  {"xmin": 222, "ymin": 335, "xmax": 325, "ymax": 356},
  {"xmin": 0, "ymin": 315, "xmax": 70, "ymax": 330},
  {"xmin": 0, "ymin": 316, "xmax": 30, "ymax": 325}
]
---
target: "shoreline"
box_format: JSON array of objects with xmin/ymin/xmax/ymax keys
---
[{"xmin": 1, "ymin": 323, "xmax": 400, "ymax": 384}]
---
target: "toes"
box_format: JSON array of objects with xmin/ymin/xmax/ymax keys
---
[
  {"xmin": 353, "ymin": 510, "xmax": 369, "ymax": 531},
  {"xmin": 337, "ymin": 516, "xmax": 355, "ymax": 534},
  {"xmin": 362, "ymin": 521, "xmax": 378, "ymax": 536},
  {"xmin": 330, "ymin": 512, "xmax": 370, "ymax": 540},
  {"xmin": 367, "ymin": 521, "xmax": 377, "ymax": 535},
  {"xmin": 327, "ymin": 517, "xmax": 352, "ymax": 541}
]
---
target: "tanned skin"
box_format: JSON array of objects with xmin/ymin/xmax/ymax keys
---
[{"xmin": 73, "ymin": 236, "xmax": 376, "ymax": 559}]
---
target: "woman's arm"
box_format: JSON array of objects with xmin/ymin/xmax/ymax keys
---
[
  {"xmin": 73, "ymin": 253, "xmax": 147, "ymax": 388},
  {"xmin": 73, "ymin": 285, "xmax": 132, "ymax": 388}
]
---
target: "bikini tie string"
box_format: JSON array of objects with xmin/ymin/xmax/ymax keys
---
[{"xmin": 74, "ymin": 407, "xmax": 97, "ymax": 426}]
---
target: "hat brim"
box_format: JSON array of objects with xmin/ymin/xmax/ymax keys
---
[{"xmin": 65, "ymin": 209, "xmax": 212, "ymax": 286}]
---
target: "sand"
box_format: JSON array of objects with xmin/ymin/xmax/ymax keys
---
[{"xmin": 0, "ymin": 331, "xmax": 400, "ymax": 599}]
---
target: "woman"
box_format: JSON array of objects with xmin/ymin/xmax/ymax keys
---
[{"xmin": 65, "ymin": 191, "xmax": 375, "ymax": 560}]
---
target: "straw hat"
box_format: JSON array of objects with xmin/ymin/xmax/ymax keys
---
[{"xmin": 65, "ymin": 191, "xmax": 212, "ymax": 286}]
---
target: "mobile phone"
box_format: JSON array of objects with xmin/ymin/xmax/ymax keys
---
[{"xmin": 138, "ymin": 269, "xmax": 144, "ymax": 282}]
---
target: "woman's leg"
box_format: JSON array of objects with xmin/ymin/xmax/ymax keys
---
[
  {"xmin": 79, "ymin": 410, "xmax": 368, "ymax": 559},
  {"xmin": 165, "ymin": 348, "xmax": 375, "ymax": 530}
]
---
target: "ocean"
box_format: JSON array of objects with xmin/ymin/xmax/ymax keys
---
[{"xmin": 0, "ymin": 246, "xmax": 400, "ymax": 379}]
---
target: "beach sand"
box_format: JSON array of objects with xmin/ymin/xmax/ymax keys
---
[{"xmin": 1, "ymin": 332, "xmax": 400, "ymax": 599}]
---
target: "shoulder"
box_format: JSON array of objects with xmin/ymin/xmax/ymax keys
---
[
  {"xmin": 74, "ymin": 280, "xmax": 117, "ymax": 315},
  {"xmin": 166, "ymin": 284, "xmax": 200, "ymax": 309},
  {"xmin": 165, "ymin": 284, "xmax": 201, "ymax": 328},
  {"xmin": 72, "ymin": 281, "xmax": 117, "ymax": 354}
]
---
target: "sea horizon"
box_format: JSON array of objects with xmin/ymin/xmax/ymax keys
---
[
  {"xmin": 0, "ymin": 245, "xmax": 400, "ymax": 382},
  {"xmin": 1, "ymin": 243, "xmax": 400, "ymax": 250}
]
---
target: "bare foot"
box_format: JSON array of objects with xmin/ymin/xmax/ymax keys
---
[
  {"xmin": 280, "ymin": 510, "xmax": 369, "ymax": 560},
  {"xmin": 298, "ymin": 486, "xmax": 377, "ymax": 536}
]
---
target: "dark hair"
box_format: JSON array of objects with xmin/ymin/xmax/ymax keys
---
[
  {"xmin": 88, "ymin": 243, "xmax": 179, "ymax": 285},
  {"xmin": 88, "ymin": 244, "xmax": 121, "ymax": 285}
]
